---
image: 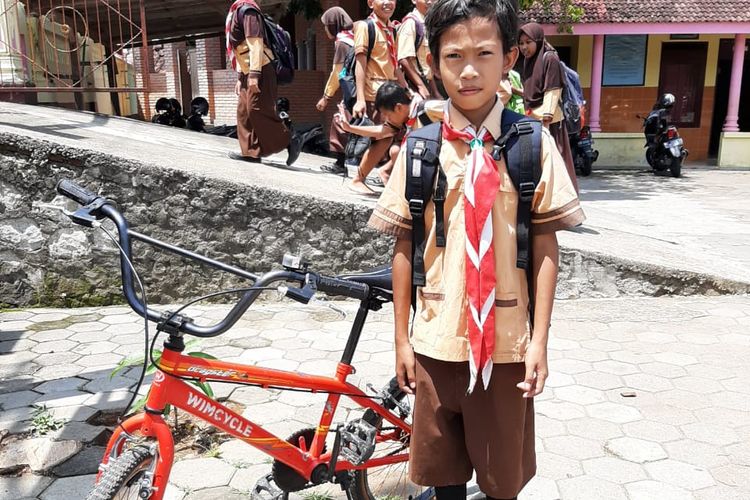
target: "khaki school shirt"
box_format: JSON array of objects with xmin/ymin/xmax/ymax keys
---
[
  {"xmin": 529, "ymin": 88, "xmax": 563, "ymax": 123},
  {"xmin": 397, "ymin": 10, "xmax": 432, "ymax": 81},
  {"xmin": 368, "ymin": 98, "xmax": 585, "ymax": 364},
  {"xmin": 354, "ymin": 19, "xmax": 398, "ymax": 102}
]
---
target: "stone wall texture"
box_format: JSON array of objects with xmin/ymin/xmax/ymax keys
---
[{"xmin": 1, "ymin": 132, "xmax": 748, "ymax": 308}]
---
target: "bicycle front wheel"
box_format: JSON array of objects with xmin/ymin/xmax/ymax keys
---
[{"xmin": 86, "ymin": 445, "xmax": 155, "ymax": 500}]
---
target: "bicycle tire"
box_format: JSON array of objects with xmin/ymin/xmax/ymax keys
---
[
  {"xmin": 86, "ymin": 445, "xmax": 154, "ymax": 500},
  {"xmin": 346, "ymin": 377, "xmax": 435, "ymax": 500}
]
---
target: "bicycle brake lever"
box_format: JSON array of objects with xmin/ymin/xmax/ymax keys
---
[
  {"xmin": 309, "ymin": 295, "xmax": 347, "ymax": 319},
  {"xmin": 34, "ymin": 202, "xmax": 100, "ymax": 228}
]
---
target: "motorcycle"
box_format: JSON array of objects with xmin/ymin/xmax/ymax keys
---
[
  {"xmin": 638, "ymin": 93, "xmax": 688, "ymax": 178},
  {"xmin": 569, "ymin": 125, "xmax": 598, "ymax": 177}
]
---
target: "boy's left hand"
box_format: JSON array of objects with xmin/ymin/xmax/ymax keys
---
[{"xmin": 517, "ymin": 342, "xmax": 548, "ymax": 398}]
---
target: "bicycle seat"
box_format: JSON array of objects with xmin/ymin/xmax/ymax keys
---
[{"xmin": 338, "ymin": 265, "xmax": 392, "ymax": 292}]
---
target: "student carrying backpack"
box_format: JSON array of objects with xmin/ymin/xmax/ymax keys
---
[
  {"xmin": 549, "ymin": 56, "xmax": 585, "ymax": 135},
  {"xmin": 402, "ymin": 109, "xmax": 543, "ymax": 318},
  {"xmin": 239, "ymin": 4, "xmax": 295, "ymax": 84},
  {"xmin": 338, "ymin": 19, "xmax": 375, "ymax": 112}
]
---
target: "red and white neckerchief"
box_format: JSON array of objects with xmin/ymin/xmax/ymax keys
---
[
  {"xmin": 441, "ymin": 105, "xmax": 501, "ymax": 393},
  {"xmin": 336, "ymin": 30, "xmax": 355, "ymax": 47},
  {"xmin": 225, "ymin": 0, "xmax": 259, "ymax": 73},
  {"xmin": 369, "ymin": 14, "xmax": 398, "ymax": 70}
]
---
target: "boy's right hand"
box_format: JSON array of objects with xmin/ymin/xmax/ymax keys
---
[
  {"xmin": 396, "ymin": 341, "xmax": 416, "ymax": 394},
  {"xmin": 353, "ymin": 100, "xmax": 366, "ymax": 119}
]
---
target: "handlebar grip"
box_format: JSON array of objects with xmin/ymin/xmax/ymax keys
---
[
  {"xmin": 56, "ymin": 179, "xmax": 99, "ymax": 206},
  {"xmin": 317, "ymin": 275, "xmax": 369, "ymax": 301}
]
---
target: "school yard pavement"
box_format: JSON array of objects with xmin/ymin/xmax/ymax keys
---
[{"xmin": 1, "ymin": 296, "xmax": 749, "ymax": 499}]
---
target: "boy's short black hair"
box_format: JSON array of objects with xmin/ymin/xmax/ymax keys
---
[
  {"xmin": 375, "ymin": 82, "xmax": 411, "ymax": 111},
  {"xmin": 425, "ymin": 0, "xmax": 518, "ymax": 64}
]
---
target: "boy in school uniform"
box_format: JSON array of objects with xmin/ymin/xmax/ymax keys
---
[
  {"xmin": 367, "ymin": 0, "xmax": 585, "ymax": 498},
  {"xmin": 335, "ymin": 82, "xmax": 443, "ymax": 185},
  {"xmin": 349, "ymin": 0, "xmax": 411, "ymax": 194},
  {"xmin": 398, "ymin": 0, "xmax": 438, "ymax": 99}
]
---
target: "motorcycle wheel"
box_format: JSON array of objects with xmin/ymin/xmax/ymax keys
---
[
  {"xmin": 670, "ymin": 157, "xmax": 682, "ymax": 178},
  {"xmin": 579, "ymin": 156, "xmax": 593, "ymax": 177},
  {"xmin": 645, "ymin": 148, "xmax": 656, "ymax": 168}
]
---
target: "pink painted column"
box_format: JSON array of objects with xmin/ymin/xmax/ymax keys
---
[
  {"xmin": 589, "ymin": 35, "xmax": 604, "ymax": 132},
  {"xmin": 723, "ymin": 34, "xmax": 747, "ymax": 132}
]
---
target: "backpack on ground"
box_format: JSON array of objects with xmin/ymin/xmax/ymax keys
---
[
  {"xmin": 241, "ymin": 5, "xmax": 295, "ymax": 85},
  {"xmin": 339, "ymin": 19, "xmax": 376, "ymax": 112},
  {"xmin": 544, "ymin": 51, "xmax": 584, "ymax": 134},
  {"xmin": 403, "ymin": 110, "xmax": 543, "ymax": 318}
]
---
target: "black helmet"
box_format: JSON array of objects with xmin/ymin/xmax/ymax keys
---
[
  {"xmin": 190, "ymin": 97, "xmax": 209, "ymax": 116},
  {"xmin": 658, "ymin": 93, "xmax": 675, "ymax": 109},
  {"xmin": 155, "ymin": 97, "xmax": 172, "ymax": 113}
]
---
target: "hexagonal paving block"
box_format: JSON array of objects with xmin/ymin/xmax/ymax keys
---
[
  {"xmin": 663, "ymin": 439, "xmax": 730, "ymax": 469},
  {"xmin": 40, "ymin": 474, "xmax": 98, "ymax": 499},
  {"xmin": 242, "ymin": 401, "xmax": 296, "ymax": 425},
  {"xmin": 0, "ymin": 475, "xmax": 54, "ymax": 498},
  {"xmin": 68, "ymin": 321, "xmax": 106, "ymax": 333},
  {"xmin": 104, "ymin": 322, "xmax": 145, "ymax": 335},
  {"xmin": 638, "ymin": 361, "xmax": 688, "ymax": 379},
  {"xmin": 644, "ymin": 459, "xmax": 715, "ymax": 490},
  {"xmin": 582, "ymin": 456, "xmax": 647, "ymax": 484},
  {"xmin": 72, "ymin": 341, "xmax": 121, "ymax": 356},
  {"xmin": 563, "ymin": 348, "xmax": 609, "ymax": 363},
  {"xmin": 625, "ymin": 480, "xmax": 692, "ymax": 500},
  {"xmin": 34, "ymin": 390, "xmax": 92, "ymax": 409},
  {"xmin": 30, "ymin": 329, "xmax": 75, "ymax": 342},
  {"xmin": 652, "ymin": 352, "xmax": 698, "ymax": 366},
  {"xmin": 622, "ymin": 420, "xmax": 682, "ymax": 444},
  {"xmin": 0, "ymin": 390, "xmax": 42, "ymax": 410},
  {"xmin": 535, "ymin": 451, "xmax": 583, "ymax": 480},
  {"xmin": 554, "ymin": 385, "xmax": 608, "ymax": 405},
  {"xmin": 574, "ymin": 371, "xmax": 624, "ymax": 391},
  {"xmin": 681, "ymin": 422, "xmax": 740, "ymax": 446},
  {"xmin": 557, "ymin": 475, "xmax": 628, "ymax": 500},
  {"xmin": 586, "ymin": 402, "xmax": 642, "ymax": 424},
  {"xmin": 550, "ymin": 358, "xmax": 592, "ymax": 375},
  {"xmin": 1, "ymin": 339, "xmax": 38, "ymax": 354},
  {"xmin": 660, "ymin": 389, "xmax": 713, "ymax": 411},
  {"xmin": 592, "ymin": 360, "xmax": 640, "ymax": 376},
  {"xmin": 100, "ymin": 314, "xmax": 139, "ymax": 325},
  {"xmin": 543, "ymin": 371, "xmax": 575, "ymax": 388},
  {"xmin": 604, "ymin": 437, "xmax": 667, "ymax": 463},
  {"xmin": 536, "ymin": 400, "xmax": 586, "ymax": 421},
  {"xmin": 34, "ymin": 377, "xmax": 87, "ymax": 394},
  {"xmin": 566, "ymin": 417, "xmax": 623, "ymax": 441},
  {"xmin": 694, "ymin": 484, "xmax": 750, "ymax": 500},
  {"xmin": 580, "ymin": 339, "xmax": 622, "ymax": 352},
  {"xmin": 710, "ymin": 391, "xmax": 750, "ymax": 412},
  {"xmin": 544, "ymin": 435, "xmax": 604, "ymax": 461},
  {"xmin": 169, "ymin": 457, "xmax": 236, "ymax": 491},
  {"xmin": 35, "ymin": 352, "xmax": 83, "ymax": 367},
  {"xmin": 31, "ymin": 339, "xmax": 77, "ymax": 355},
  {"xmin": 535, "ymin": 415, "xmax": 567, "ymax": 438},
  {"xmin": 622, "ymin": 373, "xmax": 674, "ymax": 393},
  {"xmin": 638, "ymin": 403, "xmax": 696, "ymax": 427}
]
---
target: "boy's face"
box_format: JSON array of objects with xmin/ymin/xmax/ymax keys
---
[
  {"xmin": 369, "ymin": 0, "xmax": 395, "ymax": 21},
  {"xmin": 380, "ymin": 102, "xmax": 411, "ymax": 127},
  {"xmin": 413, "ymin": 0, "xmax": 432, "ymax": 15},
  {"xmin": 518, "ymin": 33, "xmax": 537, "ymax": 59},
  {"xmin": 431, "ymin": 17, "xmax": 517, "ymax": 122}
]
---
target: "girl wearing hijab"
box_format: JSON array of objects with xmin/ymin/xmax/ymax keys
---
[
  {"xmin": 318, "ymin": 7, "xmax": 355, "ymax": 175},
  {"xmin": 519, "ymin": 23, "xmax": 579, "ymax": 192}
]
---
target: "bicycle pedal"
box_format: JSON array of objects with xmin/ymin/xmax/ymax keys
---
[{"xmin": 251, "ymin": 473, "xmax": 288, "ymax": 500}]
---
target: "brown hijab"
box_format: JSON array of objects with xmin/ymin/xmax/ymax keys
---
[
  {"xmin": 321, "ymin": 7, "xmax": 353, "ymax": 37},
  {"xmin": 519, "ymin": 23, "xmax": 562, "ymax": 110}
]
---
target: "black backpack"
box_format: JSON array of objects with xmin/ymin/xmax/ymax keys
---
[
  {"xmin": 339, "ymin": 19, "xmax": 376, "ymax": 112},
  {"xmin": 404, "ymin": 110, "xmax": 543, "ymax": 317},
  {"xmin": 241, "ymin": 5, "xmax": 295, "ymax": 85}
]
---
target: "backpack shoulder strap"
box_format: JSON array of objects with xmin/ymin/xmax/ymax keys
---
[
  {"xmin": 366, "ymin": 18, "xmax": 376, "ymax": 61},
  {"xmin": 493, "ymin": 109, "xmax": 542, "ymax": 323},
  {"xmin": 494, "ymin": 110, "xmax": 543, "ymax": 271},
  {"xmin": 404, "ymin": 122, "xmax": 444, "ymax": 289}
]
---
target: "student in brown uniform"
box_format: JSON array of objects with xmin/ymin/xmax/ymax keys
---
[
  {"xmin": 367, "ymin": 0, "xmax": 585, "ymax": 498},
  {"xmin": 397, "ymin": 0, "xmax": 438, "ymax": 99},
  {"xmin": 318, "ymin": 7, "xmax": 355, "ymax": 175},
  {"xmin": 226, "ymin": 0, "xmax": 301, "ymax": 165},
  {"xmin": 519, "ymin": 23, "xmax": 578, "ymax": 192},
  {"xmin": 349, "ymin": 0, "xmax": 412, "ymax": 194}
]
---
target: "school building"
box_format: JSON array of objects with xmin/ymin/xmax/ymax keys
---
[
  {"xmin": 529, "ymin": 1, "xmax": 750, "ymax": 167},
  {"xmin": 0, "ymin": 0, "xmax": 747, "ymax": 167}
]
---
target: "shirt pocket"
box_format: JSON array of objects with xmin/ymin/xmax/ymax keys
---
[{"xmin": 417, "ymin": 288, "xmax": 443, "ymax": 323}]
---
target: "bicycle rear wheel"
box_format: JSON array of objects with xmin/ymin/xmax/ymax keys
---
[{"xmin": 86, "ymin": 445, "xmax": 155, "ymax": 500}]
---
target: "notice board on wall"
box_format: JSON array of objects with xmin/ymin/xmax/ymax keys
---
[{"xmin": 603, "ymin": 35, "xmax": 648, "ymax": 86}]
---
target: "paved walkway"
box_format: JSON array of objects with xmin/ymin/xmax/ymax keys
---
[
  {"xmin": 1, "ymin": 296, "xmax": 749, "ymax": 499},
  {"xmin": 1, "ymin": 102, "xmax": 749, "ymax": 286}
]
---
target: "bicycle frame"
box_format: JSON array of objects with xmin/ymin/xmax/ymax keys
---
[{"xmin": 100, "ymin": 344, "xmax": 411, "ymax": 500}]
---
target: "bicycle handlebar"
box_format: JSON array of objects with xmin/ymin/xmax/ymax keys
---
[
  {"xmin": 56, "ymin": 179, "xmax": 100, "ymax": 206},
  {"xmin": 55, "ymin": 179, "xmax": 371, "ymax": 338}
]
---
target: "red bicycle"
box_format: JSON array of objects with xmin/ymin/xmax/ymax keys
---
[{"xmin": 54, "ymin": 180, "xmax": 429, "ymax": 500}]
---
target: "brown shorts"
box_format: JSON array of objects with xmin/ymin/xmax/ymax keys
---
[{"xmin": 409, "ymin": 354, "xmax": 536, "ymax": 499}]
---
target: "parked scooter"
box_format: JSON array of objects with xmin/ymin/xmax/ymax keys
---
[
  {"xmin": 569, "ymin": 125, "xmax": 598, "ymax": 177},
  {"xmin": 638, "ymin": 93, "xmax": 688, "ymax": 178}
]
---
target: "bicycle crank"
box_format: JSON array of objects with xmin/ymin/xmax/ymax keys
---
[{"xmin": 271, "ymin": 428, "xmax": 327, "ymax": 492}]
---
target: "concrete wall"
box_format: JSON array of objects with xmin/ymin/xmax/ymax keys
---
[{"xmin": 1, "ymin": 131, "xmax": 748, "ymax": 309}]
